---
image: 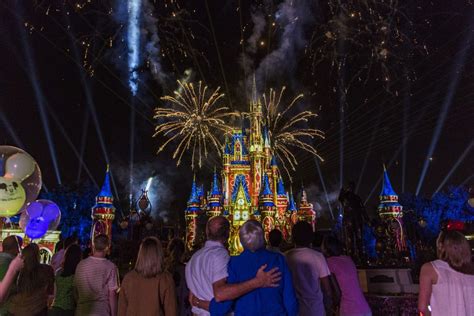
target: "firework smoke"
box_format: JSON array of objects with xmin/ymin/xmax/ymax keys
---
[{"xmin": 252, "ymin": 0, "xmax": 314, "ymax": 91}]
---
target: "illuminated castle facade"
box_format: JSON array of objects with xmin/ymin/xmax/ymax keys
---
[{"xmin": 185, "ymin": 97, "xmax": 316, "ymax": 254}]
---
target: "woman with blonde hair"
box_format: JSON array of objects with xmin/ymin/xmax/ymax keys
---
[
  {"xmin": 418, "ymin": 230, "xmax": 474, "ymax": 316},
  {"xmin": 118, "ymin": 237, "xmax": 177, "ymax": 316}
]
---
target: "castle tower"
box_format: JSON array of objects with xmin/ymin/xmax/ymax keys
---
[
  {"xmin": 297, "ymin": 186, "xmax": 316, "ymax": 231},
  {"xmin": 249, "ymin": 80, "xmax": 264, "ymax": 209},
  {"xmin": 207, "ymin": 170, "xmax": 223, "ymax": 218},
  {"xmin": 185, "ymin": 177, "xmax": 201, "ymax": 251},
  {"xmin": 378, "ymin": 165, "xmax": 406, "ymax": 252},
  {"xmin": 287, "ymin": 189, "xmax": 298, "ymax": 227},
  {"xmin": 259, "ymin": 173, "xmax": 276, "ymax": 239},
  {"xmin": 271, "ymin": 155, "xmax": 279, "ymax": 205},
  {"xmin": 274, "ymin": 176, "xmax": 289, "ymax": 239},
  {"xmin": 91, "ymin": 166, "xmax": 115, "ymax": 240}
]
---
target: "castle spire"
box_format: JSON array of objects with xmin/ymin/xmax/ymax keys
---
[
  {"xmin": 378, "ymin": 165, "xmax": 402, "ymax": 217},
  {"xmin": 211, "ymin": 169, "xmax": 221, "ymax": 196},
  {"xmin": 259, "ymin": 173, "xmax": 275, "ymax": 207},
  {"xmin": 187, "ymin": 177, "xmax": 200, "ymax": 205},
  {"xmin": 277, "ymin": 176, "xmax": 286, "ymax": 196},
  {"xmin": 91, "ymin": 166, "xmax": 115, "ymax": 239},
  {"xmin": 288, "ymin": 188, "xmax": 297, "ymax": 212}
]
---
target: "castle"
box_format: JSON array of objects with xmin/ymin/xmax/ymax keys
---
[{"xmin": 185, "ymin": 96, "xmax": 317, "ymax": 255}]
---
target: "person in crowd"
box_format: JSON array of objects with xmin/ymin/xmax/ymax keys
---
[
  {"xmin": 193, "ymin": 220, "xmax": 298, "ymax": 316},
  {"xmin": 285, "ymin": 221, "xmax": 332, "ymax": 316},
  {"xmin": 267, "ymin": 229, "xmax": 283, "ymax": 254},
  {"xmin": 49, "ymin": 244, "xmax": 82, "ymax": 316},
  {"xmin": 322, "ymin": 236, "xmax": 371, "ymax": 316},
  {"xmin": 0, "ymin": 256, "xmax": 23, "ymax": 301},
  {"xmin": 164, "ymin": 238, "xmax": 190, "ymax": 316},
  {"xmin": 51, "ymin": 236, "xmax": 78, "ymax": 273},
  {"xmin": 0, "ymin": 235, "xmax": 23, "ymax": 312},
  {"xmin": 0, "ymin": 236, "xmax": 22, "ymax": 278},
  {"xmin": 74, "ymin": 234, "xmax": 119, "ymax": 316},
  {"xmin": 185, "ymin": 216, "xmax": 281, "ymax": 316},
  {"xmin": 118, "ymin": 237, "xmax": 177, "ymax": 316},
  {"xmin": 418, "ymin": 230, "xmax": 474, "ymax": 316},
  {"xmin": 0, "ymin": 235, "xmax": 22, "ymax": 312},
  {"xmin": 8, "ymin": 243, "xmax": 54, "ymax": 316}
]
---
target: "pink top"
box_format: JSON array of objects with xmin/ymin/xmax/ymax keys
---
[
  {"xmin": 326, "ymin": 256, "xmax": 371, "ymax": 316},
  {"xmin": 430, "ymin": 259, "xmax": 474, "ymax": 316}
]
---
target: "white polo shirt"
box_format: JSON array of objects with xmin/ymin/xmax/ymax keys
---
[{"xmin": 185, "ymin": 240, "xmax": 230, "ymax": 316}]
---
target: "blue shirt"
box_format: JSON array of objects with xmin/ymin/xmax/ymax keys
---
[{"xmin": 210, "ymin": 248, "xmax": 298, "ymax": 316}]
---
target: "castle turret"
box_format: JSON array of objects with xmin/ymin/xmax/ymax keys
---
[
  {"xmin": 378, "ymin": 165, "xmax": 406, "ymax": 252},
  {"xmin": 185, "ymin": 177, "xmax": 201, "ymax": 251},
  {"xmin": 91, "ymin": 166, "xmax": 115, "ymax": 240},
  {"xmin": 297, "ymin": 186, "xmax": 316, "ymax": 231},
  {"xmin": 378, "ymin": 165, "xmax": 403, "ymax": 218},
  {"xmin": 271, "ymin": 155, "xmax": 279, "ymax": 205},
  {"xmin": 208, "ymin": 170, "xmax": 223, "ymax": 217},
  {"xmin": 259, "ymin": 173, "xmax": 275, "ymax": 239}
]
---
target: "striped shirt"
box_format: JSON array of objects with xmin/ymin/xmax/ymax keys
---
[{"xmin": 74, "ymin": 256, "xmax": 118, "ymax": 316}]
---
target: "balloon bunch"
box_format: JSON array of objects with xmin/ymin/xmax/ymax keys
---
[
  {"xmin": 0, "ymin": 146, "xmax": 61, "ymax": 239},
  {"xmin": 0, "ymin": 146, "xmax": 42, "ymax": 217}
]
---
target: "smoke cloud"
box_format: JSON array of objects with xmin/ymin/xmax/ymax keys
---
[
  {"xmin": 240, "ymin": 9, "xmax": 266, "ymax": 75},
  {"xmin": 304, "ymin": 182, "xmax": 341, "ymax": 218},
  {"xmin": 249, "ymin": 0, "xmax": 314, "ymax": 93},
  {"xmin": 142, "ymin": 0, "xmax": 167, "ymax": 86}
]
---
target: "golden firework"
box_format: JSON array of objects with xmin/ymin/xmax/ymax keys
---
[
  {"xmin": 154, "ymin": 80, "xmax": 238, "ymax": 169},
  {"xmin": 262, "ymin": 87, "xmax": 325, "ymax": 178}
]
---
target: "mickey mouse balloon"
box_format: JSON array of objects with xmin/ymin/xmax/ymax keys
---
[
  {"xmin": 0, "ymin": 146, "xmax": 42, "ymax": 217},
  {"xmin": 24, "ymin": 199, "xmax": 61, "ymax": 239}
]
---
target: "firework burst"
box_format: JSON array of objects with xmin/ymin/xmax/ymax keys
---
[
  {"xmin": 154, "ymin": 80, "xmax": 238, "ymax": 169},
  {"xmin": 262, "ymin": 87, "xmax": 325, "ymax": 179}
]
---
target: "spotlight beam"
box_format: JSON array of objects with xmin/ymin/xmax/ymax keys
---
[
  {"xmin": 461, "ymin": 173, "xmax": 474, "ymax": 186},
  {"xmin": 0, "ymin": 110, "xmax": 25, "ymax": 149},
  {"xmin": 62, "ymin": 11, "xmax": 120, "ymax": 200},
  {"xmin": 416, "ymin": 20, "xmax": 474, "ymax": 195},
  {"xmin": 356, "ymin": 108, "xmax": 383, "ymax": 193},
  {"xmin": 402, "ymin": 80, "xmax": 410, "ymax": 193},
  {"xmin": 315, "ymin": 158, "xmax": 334, "ymax": 219},
  {"xmin": 127, "ymin": 0, "xmax": 142, "ymax": 95},
  {"xmin": 76, "ymin": 110, "xmax": 90, "ymax": 183},
  {"xmin": 16, "ymin": 6, "xmax": 62, "ymax": 185},
  {"xmin": 44, "ymin": 103, "xmax": 99, "ymax": 188},
  {"xmin": 433, "ymin": 140, "xmax": 474, "ymax": 196}
]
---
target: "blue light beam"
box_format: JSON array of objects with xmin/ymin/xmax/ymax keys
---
[
  {"xmin": 127, "ymin": 0, "xmax": 142, "ymax": 95},
  {"xmin": 17, "ymin": 11, "xmax": 62, "ymax": 185},
  {"xmin": 433, "ymin": 140, "xmax": 474, "ymax": 196},
  {"xmin": 315, "ymin": 158, "xmax": 334, "ymax": 219},
  {"xmin": 416, "ymin": 22, "xmax": 474, "ymax": 195}
]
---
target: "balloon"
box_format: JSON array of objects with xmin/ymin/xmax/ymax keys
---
[
  {"xmin": 0, "ymin": 146, "xmax": 42, "ymax": 217},
  {"xmin": 4, "ymin": 153, "xmax": 35, "ymax": 181},
  {"xmin": 0, "ymin": 178, "xmax": 26, "ymax": 217},
  {"xmin": 25, "ymin": 217, "xmax": 50, "ymax": 239},
  {"xmin": 24, "ymin": 200, "xmax": 61, "ymax": 239}
]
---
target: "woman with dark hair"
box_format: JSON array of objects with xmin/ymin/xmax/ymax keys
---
[
  {"xmin": 322, "ymin": 236, "xmax": 371, "ymax": 316},
  {"xmin": 118, "ymin": 237, "xmax": 177, "ymax": 315},
  {"xmin": 164, "ymin": 238, "xmax": 190, "ymax": 316},
  {"xmin": 8, "ymin": 243, "xmax": 54, "ymax": 316},
  {"xmin": 49, "ymin": 244, "xmax": 82, "ymax": 316},
  {"xmin": 418, "ymin": 230, "xmax": 474, "ymax": 316}
]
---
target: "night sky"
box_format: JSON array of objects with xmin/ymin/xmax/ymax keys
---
[{"xmin": 1, "ymin": 0, "xmax": 473, "ymax": 218}]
